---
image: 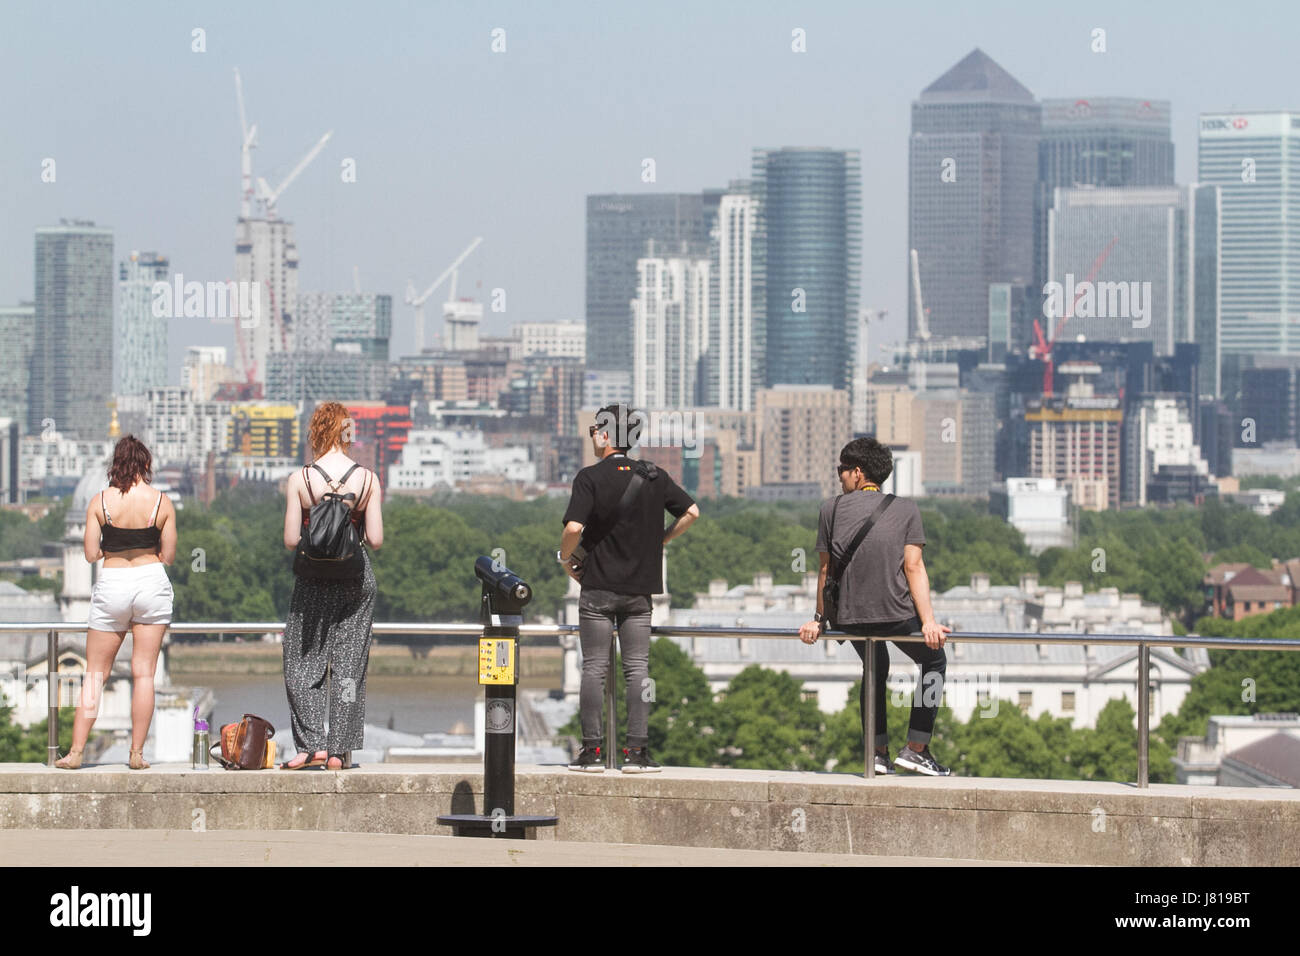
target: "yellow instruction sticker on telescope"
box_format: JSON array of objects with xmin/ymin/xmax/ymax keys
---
[{"xmin": 479, "ymin": 638, "xmax": 516, "ymax": 685}]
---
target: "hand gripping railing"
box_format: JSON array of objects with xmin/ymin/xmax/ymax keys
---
[{"xmin": 4, "ymin": 620, "xmax": 1295, "ymax": 787}]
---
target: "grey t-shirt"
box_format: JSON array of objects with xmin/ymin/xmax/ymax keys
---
[{"xmin": 815, "ymin": 491, "xmax": 926, "ymax": 624}]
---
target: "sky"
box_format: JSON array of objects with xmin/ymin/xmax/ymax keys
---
[{"xmin": 2, "ymin": 0, "xmax": 1297, "ymax": 382}]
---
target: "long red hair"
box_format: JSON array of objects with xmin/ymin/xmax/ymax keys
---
[
  {"xmin": 107, "ymin": 435, "xmax": 153, "ymax": 494},
  {"xmin": 308, "ymin": 401, "xmax": 354, "ymax": 457}
]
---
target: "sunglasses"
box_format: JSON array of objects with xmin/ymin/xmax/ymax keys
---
[{"xmin": 588, "ymin": 424, "xmax": 601, "ymax": 437}]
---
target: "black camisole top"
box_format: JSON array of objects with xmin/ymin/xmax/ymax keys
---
[{"xmin": 100, "ymin": 489, "xmax": 164, "ymax": 552}]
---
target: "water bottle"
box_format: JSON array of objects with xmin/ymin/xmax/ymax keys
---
[{"xmin": 192, "ymin": 717, "xmax": 210, "ymax": 770}]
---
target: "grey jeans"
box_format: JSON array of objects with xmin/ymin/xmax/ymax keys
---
[{"xmin": 578, "ymin": 588, "xmax": 652, "ymax": 749}]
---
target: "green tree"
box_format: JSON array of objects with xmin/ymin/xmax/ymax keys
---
[
  {"xmin": 713, "ymin": 666, "xmax": 824, "ymax": 770},
  {"xmin": 0, "ymin": 693, "xmax": 74, "ymax": 763}
]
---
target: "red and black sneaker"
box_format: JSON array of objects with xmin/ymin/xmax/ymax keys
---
[
  {"xmin": 567, "ymin": 746, "xmax": 605, "ymax": 773},
  {"xmin": 620, "ymin": 747, "xmax": 662, "ymax": 774}
]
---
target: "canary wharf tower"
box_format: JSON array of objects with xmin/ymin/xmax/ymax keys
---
[{"xmin": 908, "ymin": 49, "xmax": 1040, "ymax": 342}]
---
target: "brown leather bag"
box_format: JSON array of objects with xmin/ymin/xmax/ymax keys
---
[{"xmin": 209, "ymin": 714, "xmax": 277, "ymax": 769}]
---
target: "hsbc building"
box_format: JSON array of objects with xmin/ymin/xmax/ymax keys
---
[{"xmin": 1198, "ymin": 111, "xmax": 1300, "ymax": 379}]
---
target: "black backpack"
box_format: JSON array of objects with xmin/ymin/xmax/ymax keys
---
[{"xmin": 293, "ymin": 463, "xmax": 369, "ymax": 579}]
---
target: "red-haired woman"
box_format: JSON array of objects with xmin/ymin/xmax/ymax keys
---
[
  {"xmin": 56, "ymin": 435, "xmax": 177, "ymax": 769},
  {"xmin": 280, "ymin": 402, "xmax": 383, "ymax": 769}
]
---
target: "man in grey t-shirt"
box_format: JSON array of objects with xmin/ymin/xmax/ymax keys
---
[{"xmin": 798, "ymin": 437, "xmax": 953, "ymax": 776}]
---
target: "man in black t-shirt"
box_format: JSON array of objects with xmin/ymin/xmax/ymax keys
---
[{"xmin": 559, "ymin": 404, "xmax": 699, "ymax": 773}]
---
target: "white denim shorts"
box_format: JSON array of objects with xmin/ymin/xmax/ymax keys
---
[{"xmin": 88, "ymin": 563, "xmax": 174, "ymax": 632}]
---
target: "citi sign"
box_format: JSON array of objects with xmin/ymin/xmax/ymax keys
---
[{"xmin": 1201, "ymin": 117, "xmax": 1249, "ymax": 131}]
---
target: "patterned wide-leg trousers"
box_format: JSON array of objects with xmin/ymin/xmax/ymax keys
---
[{"xmin": 282, "ymin": 547, "xmax": 376, "ymax": 755}]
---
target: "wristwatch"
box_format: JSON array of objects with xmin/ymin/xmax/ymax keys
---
[{"xmin": 555, "ymin": 550, "xmax": 567, "ymax": 565}]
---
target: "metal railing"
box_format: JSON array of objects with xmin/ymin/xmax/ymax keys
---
[{"xmin": 4, "ymin": 620, "xmax": 1297, "ymax": 786}]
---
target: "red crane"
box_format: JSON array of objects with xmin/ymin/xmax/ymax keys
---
[{"xmin": 1032, "ymin": 235, "xmax": 1120, "ymax": 396}]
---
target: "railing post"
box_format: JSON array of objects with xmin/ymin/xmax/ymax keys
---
[
  {"xmin": 604, "ymin": 637, "xmax": 618, "ymax": 769},
  {"xmin": 47, "ymin": 629, "xmax": 58, "ymax": 767},
  {"xmin": 1137, "ymin": 642, "xmax": 1149, "ymax": 788},
  {"xmin": 863, "ymin": 636, "xmax": 876, "ymax": 780}
]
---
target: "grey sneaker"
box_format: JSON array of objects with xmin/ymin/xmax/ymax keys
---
[
  {"xmin": 894, "ymin": 746, "xmax": 952, "ymax": 776},
  {"xmin": 873, "ymin": 751, "xmax": 896, "ymax": 775}
]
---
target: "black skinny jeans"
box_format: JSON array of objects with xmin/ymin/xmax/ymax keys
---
[{"xmin": 842, "ymin": 616, "xmax": 947, "ymax": 749}]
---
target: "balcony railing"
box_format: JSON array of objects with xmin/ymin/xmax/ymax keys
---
[{"xmin": 3, "ymin": 620, "xmax": 1297, "ymax": 786}]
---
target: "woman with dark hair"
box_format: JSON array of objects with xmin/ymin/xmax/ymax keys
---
[
  {"xmin": 280, "ymin": 402, "xmax": 383, "ymax": 770},
  {"xmin": 56, "ymin": 435, "xmax": 176, "ymax": 769}
]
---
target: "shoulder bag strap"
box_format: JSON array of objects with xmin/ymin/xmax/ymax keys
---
[
  {"xmin": 303, "ymin": 466, "xmax": 318, "ymax": 507},
  {"xmin": 575, "ymin": 460, "xmax": 649, "ymax": 559},
  {"xmin": 828, "ymin": 494, "xmax": 896, "ymax": 588}
]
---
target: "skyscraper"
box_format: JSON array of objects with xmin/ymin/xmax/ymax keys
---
[
  {"xmin": 115, "ymin": 251, "xmax": 170, "ymax": 397},
  {"xmin": 631, "ymin": 242, "xmax": 710, "ymax": 409},
  {"xmin": 711, "ymin": 190, "xmax": 761, "ymax": 409},
  {"xmin": 752, "ymin": 147, "xmax": 860, "ymax": 389},
  {"xmin": 1036, "ymin": 97, "xmax": 1175, "ymax": 294},
  {"xmin": 0, "ymin": 303, "xmax": 35, "ymax": 428},
  {"xmin": 28, "ymin": 222, "xmax": 114, "ymax": 438},
  {"xmin": 1046, "ymin": 185, "xmax": 1219, "ymax": 384},
  {"xmin": 585, "ymin": 194, "xmax": 710, "ymax": 375},
  {"xmin": 1039, "ymin": 98, "xmax": 1174, "ymax": 187},
  {"xmin": 909, "ymin": 49, "xmax": 1039, "ymax": 342},
  {"xmin": 234, "ymin": 218, "xmax": 297, "ymax": 385},
  {"xmin": 1198, "ymin": 111, "xmax": 1300, "ymax": 371}
]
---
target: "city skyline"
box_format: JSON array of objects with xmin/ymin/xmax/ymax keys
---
[{"xmin": 4, "ymin": 0, "xmax": 1297, "ymax": 383}]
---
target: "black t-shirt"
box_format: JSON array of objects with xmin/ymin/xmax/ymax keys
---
[{"xmin": 561, "ymin": 454, "xmax": 695, "ymax": 595}]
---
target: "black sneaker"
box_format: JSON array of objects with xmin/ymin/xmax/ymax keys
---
[
  {"xmin": 873, "ymin": 751, "xmax": 896, "ymax": 775},
  {"xmin": 567, "ymin": 746, "xmax": 605, "ymax": 773},
  {"xmin": 620, "ymin": 746, "xmax": 662, "ymax": 774},
  {"xmin": 894, "ymin": 746, "xmax": 952, "ymax": 776}
]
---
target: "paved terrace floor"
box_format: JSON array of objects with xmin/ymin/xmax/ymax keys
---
[
  {"xmin": 1, "ymin": 829, "xmax": 1038, "ymax": 866},
  {"xmin": 3, "ymin": 763, "xmax": 1297, "ymax": 865}
]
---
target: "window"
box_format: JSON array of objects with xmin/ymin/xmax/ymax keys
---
[
  {"xmin": 1061, "ymin": 691, "xmax": 1075, "ymax": 713},
  {"xmin": 1018, "ymin": 691, "xmax": 1032, "ymax": 713}
]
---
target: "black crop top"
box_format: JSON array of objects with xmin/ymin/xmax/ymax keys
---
[{"xmin": 100, "ymin": 489, "xmax": 164, "ymax": 552}]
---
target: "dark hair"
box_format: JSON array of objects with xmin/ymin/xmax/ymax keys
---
[
  {"xmin": 593, "ymin": 404, "xmax": 642, "ymax": 453},
  {"xmin": 840, "ymin": 437, "xmax": 893, "ymax": 486},
  {"xmin": 108, "ymin": 435, "xmax": 153, "ymax": 494}
]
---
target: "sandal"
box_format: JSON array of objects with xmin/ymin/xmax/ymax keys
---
[
  {"xmin": 280, "ymin": 750, "xmax": 327, "ymax": 770},
  {"xmin": 54, "ymin": 749, "xmax": 83, "ymax": 770},
  {"xmin": 128, "ymin": 749, "xmax": 150, "ymax": 770}
]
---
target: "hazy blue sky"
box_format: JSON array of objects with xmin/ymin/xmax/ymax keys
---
[{"xmin": 2, "ymin": 0, "xmax": 1296, "ymax": 381}]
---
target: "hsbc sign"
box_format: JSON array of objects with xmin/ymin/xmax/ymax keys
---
[{"xmin": 1201, "ymin": 117, "xmax": 1249, "ymax": 131}]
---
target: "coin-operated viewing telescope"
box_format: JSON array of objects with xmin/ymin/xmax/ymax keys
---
[
  {"xmin": 474, "ymin": 556, "xmax": 532, "ymax": 624},
  {"xmin": 439, "ymin": 557, "xmax": 556, "ymax": 839}
]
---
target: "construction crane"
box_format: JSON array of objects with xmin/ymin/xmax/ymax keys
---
[
  {"xmin": 406, "ymin": 237, "xmax": 484, "ymax": 353},
  {"xmin": 234, "ymin": 69, "xmax": 258, "ymax": 220},
  {"xmin": 256, "ymin": 130, "xmax": 333, "ymax": 220},
  {"xmin": 910, "ymin": 248, "xmax": 932, "ymax": 347},
  {"xmin": 1031, "ymin": 235, "xmax": 1120, "ymax": 396}
]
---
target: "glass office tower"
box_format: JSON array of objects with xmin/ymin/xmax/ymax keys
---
[
  {"xmin": 585, "ymin": 194, "xmax": 710, "ymax": 374},
  {"xmin": 909, "ymin": 49, "xmax": 1039, "ymax": 342},
  {"xmin": 29, "ymin": 221, "xmax": 114, "ymax": 438},
  {"xmin": 1198, "ymin": 112, "xmax": 1300, "ymax": 361},
  {"xmin": 751, "ymin": 147, "xmax": 861, "ymax": 389}
]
